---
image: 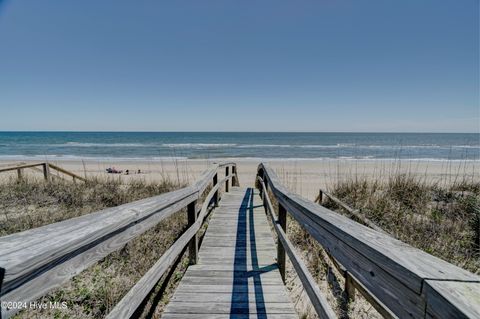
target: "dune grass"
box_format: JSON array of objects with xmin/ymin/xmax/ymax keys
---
[
  {"xmin": 324, "ymin": 172, "xmax": 479, "ymax": 273},
  {"xmin": 0, "ymin": 176, "xmax": 194, "ymax": 319},
  {"xmin": 0, "ymin": 176, "xmax": 179, "ymax": 236},
  {"xmin": 276, "ymin": 161, "xmax": 479, "ymax": 318}
]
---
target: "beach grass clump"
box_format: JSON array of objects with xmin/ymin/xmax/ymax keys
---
[
  {"xmin": 0, "ymin": 176, "xmax": 178, "ymax": 236},
  {"xmin": 324, "ymin": 172, "xmax": 480, "ymax": 273},
  {"xmin": 28, "ymin": 211, "xmax": 189, "ymax": 319},
  {"xmin": 275, "ymin": 167, "xmax": 479, "ymax": 318},
  {"xmin": 0, "ymin": 176, "xmax": 191, "ymax": 319}
]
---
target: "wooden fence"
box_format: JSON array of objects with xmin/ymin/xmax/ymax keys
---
[
  {"xmin": 0, "ymin": 162, "xmax": 86, "ymax": 182},
  {"xmin": 0, "ymin": 163, "xmax": 239, "ymax": 319},
  {"xmin": 257, "ymin": 163, "xmax": 480, "ymax": 319}
]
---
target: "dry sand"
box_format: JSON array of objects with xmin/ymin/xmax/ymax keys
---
[{"xmin": 1, "ymin": 158, "xmax": 478, "ymax": 199}]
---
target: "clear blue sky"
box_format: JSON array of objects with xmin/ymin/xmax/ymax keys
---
[{"xmin": 0, "ymin": 0, "xmax": 478, "ymax": 132}]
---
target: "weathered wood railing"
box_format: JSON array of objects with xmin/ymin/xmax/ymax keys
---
[
  {"xmin": 0, "ymin": 162, "xmax": 86, "ymax": 182},
  {"xmin": 314, "ymin": 189, "xmax": 394, "ymax": 316},
  {"xmin": 257, "ymin": 175, "xmax": 336, "ymax": 318},
  {"xmin": 315, "ymin": 189, "xmax": 385, "ymax": 234},
  {"xmin": 0, "ymin": 162, "xmax": 239, "ymax": 319},
  {"xmin": 257, "ymin": 163, "xmax": 480, "ymax": 319}
]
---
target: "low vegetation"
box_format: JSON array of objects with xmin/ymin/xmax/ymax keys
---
[
  {"xmin": 0, "ymin": 176, "xmax": 191, "ymax": 319},
  {"xmin": 278, "ymin": 167, "xmax": 479, "ymax": 318},
  {"xmin": 0, "ymin": 176, "xmax": 179, "ymax": 236},
  {"xmin": 325, "ymin": 173, "xmax": 479, "ymax": 273}
]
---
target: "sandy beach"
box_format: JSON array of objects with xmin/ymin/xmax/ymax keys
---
[{"xmin": 1, "ymin": 158, "xmax": 478, "ymax": 200}]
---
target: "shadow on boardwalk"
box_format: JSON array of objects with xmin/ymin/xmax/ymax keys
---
[{"xmin": 230, "ymin": 188, "xmax": 278, "ymax": 318}]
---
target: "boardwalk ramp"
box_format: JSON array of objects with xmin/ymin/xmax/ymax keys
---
[{"xmin": 163, "ymin": 187, "xmax": 297, "ymax": 319}]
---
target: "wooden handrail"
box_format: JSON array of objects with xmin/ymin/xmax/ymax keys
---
[
  {"xmin": 0, "ymin": 162, "xmax": 46, "ymax": 173},
  {"xmin": 257, "ymin": 176, "xmax": 336, "ymax": 319},
  {"xmin": 46, "ymin": 163, "xmax": 86, "ymax": 182},
  {"xmin": 0, "ymin": 162, "xmax": 86, "ymax": 182},
  {"xmin": 316, "ymin": 189, "xmax": 386, "ymax": 234},
  {"xmin": 0, "ymin": 163, "xmax": 238, "ymax": 319},
  {"xmin": 107, "ymin": 173, "xmax": 233, "ymax": 318},
  {"xmin": 257, "ymin": 163, "xmax": 480, "ymax": 319}
]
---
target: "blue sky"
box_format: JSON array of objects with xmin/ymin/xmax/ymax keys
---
[{"xmin": 0, "ymin": 0, "xmax": 478, "ymax": 132}]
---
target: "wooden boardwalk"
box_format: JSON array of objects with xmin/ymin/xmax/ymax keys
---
[
  {"xmin": 162, "ymin": 187, "xmax": 297, "ymax": 319},
  {"xmin": 3, "ymin": 162, "xmax": 478, "ymax": 319}
]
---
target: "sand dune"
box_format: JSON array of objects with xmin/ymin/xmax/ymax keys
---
[{"xmin": 1, "ymin": 158, "xmax": 477, "ymax": 200}]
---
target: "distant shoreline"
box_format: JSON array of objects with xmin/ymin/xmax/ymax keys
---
[{"xmin": 0, "ymin": 155, "xmax": 479, "ymax": 162}]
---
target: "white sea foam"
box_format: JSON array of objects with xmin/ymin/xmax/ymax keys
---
[
  {"xmin": 7, "ymin": 142, "xmax": 480, "ymax": 150},
  {"xmin": 162, "ymin": 143, "xmax": 237, "ymax": 148},
  {"xmin": 0, "ymin": 154, "xmax": 478, "ymax": 163}
]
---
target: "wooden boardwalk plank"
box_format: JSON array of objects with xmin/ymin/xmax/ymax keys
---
[
  {"xmin": 163, "ymin": 187, "xmax": 297, "ymax": 318},
  {"xmin": 164, "ymin": 302, "xmax": 297, "ymax": 314},
  {"xmin": 162, "ymin": 314, "xmax": 298, "ymax": 319}
]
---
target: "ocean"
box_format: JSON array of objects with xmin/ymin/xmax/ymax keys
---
[{"xmin": 0, "ymin": 132, "xmax": 478, "ymax": 161}]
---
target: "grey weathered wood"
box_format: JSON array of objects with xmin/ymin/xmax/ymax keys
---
[
  {"xmin": 188, "ymin": 200, "xmax": 198, "ymax": 265},
  {"xmin": 0, "ymin": 161, "xmax": 85, "ymax": 182},
  {"xmin": 180, "ymin": 276, "xmax": 283, "ymax": 286},
  {"xmin": 258, "ymin": 163, "xmax": 480, "ymax": 319},
  {"xmin": 162, "ymin": 314, "xmax": 297, "ymax": 319},
  {"xmin": 164, "ymin": 301, "xmax": 297, "ymax": 314},
  {"xmin": 232, "ymin": 165, "xmax": 238, "ymax": 186},
  {"xmin": 42, "ymin": 163, "xmax": 49, "ymax": 181},
  {"xmin": 345, "ymin": 271, "xmax": 396, "ymax": 319},
  {"xmin": 277, "ymin": 203, "xmax": 287, "ymax": 283},
  {"xmin": 225, "ymin": 166, "xmax": 229, "ymax": 192},
  {"xmin": 171, "ymin": 291, "xmax": 291, "ymax": 303},
  {"xmin": 260, "ymin": 164, "xmax": 479, "ymax": 286},
  {"xmin": 258, "ymin": 177, "xmax": 336, "ymax": 319},
  {"xmin": 1, "ymin": 190, "xmax": 198, "ymax": 318},
  {"xmin": 0, "ymin": 162, "xmax": 45, "ymax": 173},
  {"xmin": 28, "ymin": 166, "xmax": 63, "ymax": 181},
  {"xmin": 0, "ymin": 163, "xmax": 236, "ymax": 319},
  {"xmin": 163, "ymin": 187, "xmax": 297, "ymax": 318},
  {"xmin": 106, "ymin": 176, "xmax": 229, "ymax": 319},
  {"xmin": 318, "ymin": 189, "xmax": 385, "ymax": 234},
  {"xmin": 182, "ymin": 269, "xmax": 281, "ymax": 279},
  {"xmin": 322, "ymin": 249, "xmax": 395, "ymax": 317},
  {"xmin": 107, "ymin": 220, "xmax": 198, "ymax": 318},
  {"xmin": 213, "ymin": 173, "xmax": 219, "ymax": 207},
  {"xmin": 344, "ymin": 274, "xmax": 355, "ymax": 301},
  {"xmin": 424, "ymin": 280, "xmax": 480, "ymax": 319},
  {"xmin": 47, "ymin": 163, "xmax": 87, "ymax": 182},
  {"xmin": 174, "ymin": 283, "xmax": 290, "ymax": 294}
]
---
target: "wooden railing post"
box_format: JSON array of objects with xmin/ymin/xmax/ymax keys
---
[
  {"xmin": 42, "ymin": 163, "xmax": 50, "ymax": 181},
  {"xmin": 260, "ymin": 190, "xmax": 268, "ymax": 215},
  {"xmin": 225, "ymin": 166, "xmax": 229, "ymax": 192},
  {"xmin": 318, "ymin": 190, "xmax": 323, "ymax": 204},
  {"xmin": 187, "ymin": 200, "xmax": 198, "ymax": 265},
  {"xmin": 17, "ymin": 168, "xmax": 23, "ymax": 180},
  {"xmin": 278, "ymin": 203, "xmax": 287, "ymax": 282},
  {"xmin": 263, "ymin": 177, "xmax": 269, "ymax": 211},
  {"xmin": 264, "ymin": 195, "xmax": 268, "ymax": 213},
  {"xmin": 232, "ymin": 166, "xmax": 237, "ymax": 186},
  {"xmin": 213, "ymin": 173, "xmax": 219, "ymax": 206},
  {"xmin": 345, "ymin": 273, "xmax": 356, "ymax": 301}
]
